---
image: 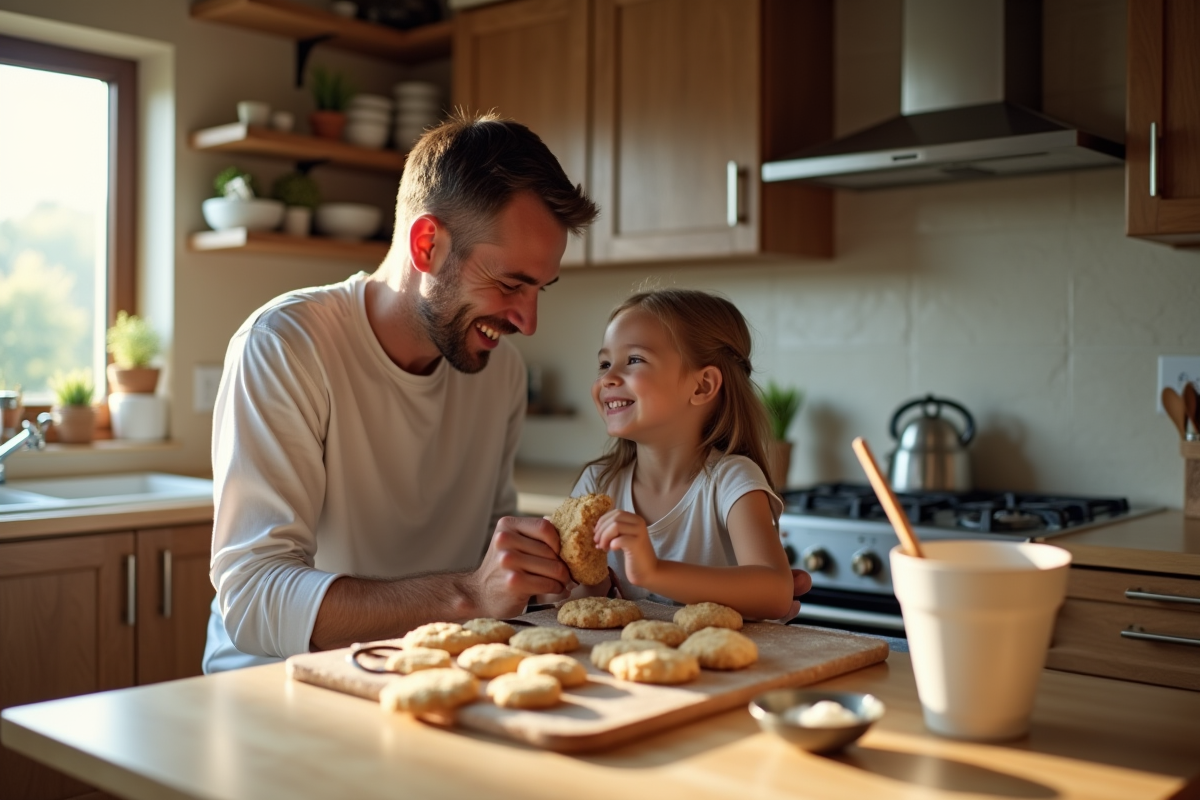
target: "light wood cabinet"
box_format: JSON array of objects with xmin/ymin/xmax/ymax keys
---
[
  {"xmin": 453, "ymin": 0, "xmax": 591, "ymax": 266},
  {"xmin": 0, "ymin": 523, "xmax": 213, "ymax": 800},
  {"xmin": 1126, "ymin": 0, "xmax": 1200, "ymax": 245},
  {"xmin": 590, "ymin": 0, "xmax": 833, "ymax": 263},
  {"xmin": 452, "ymin": 0, "xmax": 833, "ymax": 266}
]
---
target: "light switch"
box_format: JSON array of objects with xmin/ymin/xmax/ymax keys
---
[{"xmin": 194, "ymin": 364, "xmax": 223, "ymax": 413}]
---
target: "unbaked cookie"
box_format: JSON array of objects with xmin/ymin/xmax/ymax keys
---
[
  {"xmin": 589, "ymin": 639, "xmax": 670, "ymax": 671},
  {"xmin": 679, "ymin": 627, "xmax": 758, "ymax": 670},
  {"xmin": 486, "ymin": 672, "xmax": 563, "ymax": 709},
  {"xmin": 621, "ymin": 619, "xmax": 688, "ymax": 647},
  {"xmin": 384, "ymin": 646, "xmax": 451, "ymax": 674},
  {"xmin": 550, "ymin": 493, "xmax": 613, "ymax": 586},
  {"xmin": 558, "ymin": 597, "xmax": 643, "ymax": 629},
  {"xmin": 518, "ymin": 654, "xmax": 588, "ymax": 688},
  {"xmin": 673, "ymin": 602, "xmax": 743, "ymax": 634},
  {"xmin": 456, "ymin": 643, "xmax": 528, "ymax": 678},
  {"xmin": 463, "ymin": 618, "xmax": 516, "ymax": 644},
  {"xmin": 402, "ymin": 622, "xmax": 486, "ymax": 655},
  {"xmin": 378, "ymin": 668, "xmax": 479, "ymax": 716},
  {"xmin": 607, "ymin": 648, "xmax": 700, "ymax": 685},
  {"xmin": 509, "ymin": 627, "xmax": 579, "ymax": 655}
]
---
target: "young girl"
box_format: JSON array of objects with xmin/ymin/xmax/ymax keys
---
[{"xmin": 569, "ymin": 288, "xmax": 795, "ymax": 621}]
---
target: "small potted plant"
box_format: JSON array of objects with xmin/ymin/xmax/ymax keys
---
[
  {"xmin": 50, "ymin": 369, "xmax": 95, "ymax": 444},
  {"xmin": 106, "ymin": 311, "xmax": 161, "ymax": 393},
  {"xmin": 309, "ymin": 65, "xmax": 353, "ymax": 139},
  {"xmin": 272, "ymin": 170, "xmax": 321, "ymax": 236},
  {"xmin": 757, "ymin": 380, "xmax": 803, "ymax": 491}
]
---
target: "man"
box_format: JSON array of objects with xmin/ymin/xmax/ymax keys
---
[{"xmin": 203, "ymin": 112, "xmax": 600, "ymax": 672}]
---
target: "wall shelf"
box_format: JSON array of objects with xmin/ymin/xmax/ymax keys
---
[
  {"xmin": 190, "ymin": 123, "xmax": 407, "ymax": 173},
  {"xmin": 190, "ymin": 0, "xmax": 452, "ymax": 63},
  {"xmin": 189, "ymin": 228, "xmax": 389, "ymax": 262}
]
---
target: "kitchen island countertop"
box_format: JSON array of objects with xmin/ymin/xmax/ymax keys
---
[{"xmin": 3, "ymin": 649, "xmax": 1198, "ymax": 800}]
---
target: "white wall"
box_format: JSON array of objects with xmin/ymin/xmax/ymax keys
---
[{"xmin": 513, "ymin": 0, "xmax": 1200, "ymax": 510}]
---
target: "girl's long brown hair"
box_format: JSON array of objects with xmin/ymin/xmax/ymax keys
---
[{"xmin": 586, "ymin": 289, "xmax": 773, "ymax": 493}]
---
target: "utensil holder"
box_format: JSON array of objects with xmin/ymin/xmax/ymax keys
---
[{"xmin": 1183, "ymin": 440, "xmax": 1200, "ymax": 519}]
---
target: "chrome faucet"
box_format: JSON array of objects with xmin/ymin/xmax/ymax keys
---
[{"xmin": 0, "ymin": 413, "xmax": 53, "ymax": 484}]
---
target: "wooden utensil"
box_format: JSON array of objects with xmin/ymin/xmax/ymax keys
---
[
  {"xmin": 1162, "ymin": 387, "xmax": 1188, "ymax": 440},
  {"xmin": 851, "ymin": 437, "xmax": 924, "ymax": 558},
  {"xmin": 1184, "ymin": 383, "xmax": 1199, "ymax": 437}
]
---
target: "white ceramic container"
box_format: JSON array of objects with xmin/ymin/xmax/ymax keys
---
[
  {"xmin": 108, "ymin": 393, "xmax": 168, "ymax": 441},
  {"xmin": 315, "ymin": 203, "xmax": 382, "ymax": 240},
  {"xmin": 201, "ymin": 198, "xmax": 284, "ymax": 232}
]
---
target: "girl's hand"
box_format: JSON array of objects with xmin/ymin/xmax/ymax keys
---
[{"xmin": 594, "ymin": 509, "xmax": 658, "ymax": 585}]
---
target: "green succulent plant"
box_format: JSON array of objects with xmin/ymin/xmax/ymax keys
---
[
  {"xmin": 214, "ymin": 166, "xmax": 257, "ymax": 198},
  {"xmin": 757, "ymin": 380, "xmax": 803, "ymax": 442},
  {"xmin": 106, "ymin": 311, "xmax": 161, "ymax": 368},
  {"xmin": 50, "ymin": 370, "xmax": 94, "ymax": 407},
  {"xmin": 310, "ymin": 65, "xmax": 354, "ymax": 112},
  {"xmin": 272, "ymin": 171, "xmax": 321, "ymax": 209}
]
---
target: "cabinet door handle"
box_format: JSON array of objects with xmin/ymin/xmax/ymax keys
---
[
  {"xmin": 1149, "ymin": 122, "xmax": 1158, "ymax": 197},
  {"xmin": 125, "ymin": 554, "xmax": 136, "ymax": 627},
  {"xmin": 1125, "ymin": 588, "xmax": 1200, "ymax": 605},
  {"xmin": 726, "ymin": 160, "xmax": 746, "ymax": 227},
  {"xmin": 1121, "ymin": 626, "xmax": 1200, "ymax": 648},
  {"xmin": 162, "ymin": 549, "xmax": 173, "ymax": 619}
]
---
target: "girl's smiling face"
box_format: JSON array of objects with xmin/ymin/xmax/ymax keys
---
[{"xmin": 593, "ymin": 308, "xmax": 699, "ymax": 443}]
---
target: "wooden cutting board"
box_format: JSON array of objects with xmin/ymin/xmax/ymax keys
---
[{"xmin": 286, "ymin": 600, "xmax": 889, "ymax": 753}]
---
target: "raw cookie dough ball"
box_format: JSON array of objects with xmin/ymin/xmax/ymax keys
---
[
  {"xmin": 558, "ymin": 597, "xmax": 643, "ymax": 629},
  {"xmin": 621, "ymin": 619, "xmax": 688, "ymax": 647},
  {"xmin": 679, "ymin": 627, "xmax": 758, "ymax": 670},
  {"xmin": 487, "ymin": 673, "xmax": 563, "ymax": 709},
  {"xmin": 384, "ymin": 647, "xmax": 451, "ymax": 674},
  {"xmin": 463, "ymin": 618, "xmax": 516, "ymax": 644},
  {"xmin": 456, "ymin": 643, "xmax": 528, "ymax": 678},
  {"xmin": 510, "ymin": 627, "xmax": 580, "ymax": 654},
  {"xmin": 589, "ymin": 639, "xmax": 670, "ymax": 671},
  {"xmin": 607, "ymin": 649, "xmax": 700, "ymax": 685},
  {"xmin": 379, "ymin": 668, "xmax": 479, "ymax": 716},
  {"xmin": 518, "ymin": 654, "xmax": 588, "ymax": 688},
  {"xmin": 402, "ymin": 622, "xmax": 485, "ymax": 655},
  {"xmin": 673, "ymin": 602, "xmax": 743, "ymax": 635}
]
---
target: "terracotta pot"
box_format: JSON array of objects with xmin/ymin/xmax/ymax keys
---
[
  {"xmin": 52, "ymin": 405, "xmax": 96, "ymax": 444},
  {"xmin": 309, "ymin": 110, "xmax": 347, "ymax": 140},
  {"xmin": 767, "ymin": 439, "xmax": 793, "ymax": 491},
  {"xmin": 107, "ymin": 364, "xmax": 160, "ymax": 394}
]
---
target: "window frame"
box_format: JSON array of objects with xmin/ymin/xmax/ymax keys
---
[{"xmin": 0, "ymin": 32, "xmax": 137, "ymax": 339}]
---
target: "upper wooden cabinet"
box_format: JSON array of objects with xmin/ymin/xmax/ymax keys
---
[
  {"xmin": 591, "ymin": 0, "xmax": 832, "ymax": 263},
  {"xmin": 452, "ymin": 0, "xmax": 833, "ymax": 266},
  {"xmin": 453, "ymin": 0, "xmax": 591, "ymax": 266},
  {"xmin": 1127, "ymin": 0, "xmax": 1200, "ymax": 246}
]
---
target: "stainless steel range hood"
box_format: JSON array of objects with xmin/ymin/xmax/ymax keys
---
[{"xmin": 762, "ymin": 0, "xmax": 1124, "ymax": 190}]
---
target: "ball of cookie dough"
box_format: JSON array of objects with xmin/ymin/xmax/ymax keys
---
[
  {"xmin": 463, "ymin": 618, "xmax": 516, "ymax": 644},
  {"xmin": 607, "ymin": 649, "xmax": 700, "ymax": 685},
  {"xmin": 679, "ymin": 627, "xmax": 758, "ymax": 670},
  {"xmin": 384, "ymin": 647, "xmax": 451, "ymax": 675},
  {"xmin": 589, "ymin": 639, "xmax": 670, "ymax": 670},
  {"xmin": 487, "ymin": 673, "xmax": 563, "ymax": 709},
  {"xmin": 379, "ymin": 668, "xmax": 479, "ymax": 716},
  {"xmin": 621, "ymin": 619, "xmax": 688, "ymax": 647},
  {"xmin": 673, "ymin": 602, "xmax": 743, "ymax": 634},
  {"xmin": 402, "ymin": 622, "xmax": 485, "ymax": 655},
  {"xmin": 558, "ymin": 597, "xmax": 643, "ymax": 629},
  {"xmin": 518, "ymin": 654, "xmax": 588, "ymax": 688},
  {"xmin": 456, "ymin": 643, "xmax": 528, "ymax": 678},
  {"xmin": 550, "ymin": 493, "xmax": 614, "ymax": 586},
  {"xmin": 510, "ymin": 627, "xmax": 579, "ymax": 654}
]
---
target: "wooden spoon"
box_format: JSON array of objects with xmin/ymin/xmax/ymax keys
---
[
  {"xmin": 1162, "ymin": 387, "xmax": 1188, "ymax": 440},
  {"xmin": 1184, "ymin": 383, "xmax": 1199, "ymax": 437},
  {"xmin": 851, "ymin": 437, "xmax": 924, "ymax": 558}
]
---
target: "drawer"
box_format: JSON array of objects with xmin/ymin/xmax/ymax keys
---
[
  {"xmin": 1048, "ymin": 596, "xmax": 1200, "ymax": 691},
  {"xmin": 1065, "ymin": 567, "xmax": 1200, "ymax": 613}
]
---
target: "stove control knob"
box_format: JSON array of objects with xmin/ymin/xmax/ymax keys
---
[
  {"xmin": 802, "ymin": 547, "xmax": 830, "ymax": 573},
  {"xmin": 783, "ymin": 544, "xmax": 798, "ymax": 566},
  {"xmin": 851, "ymin": 550, "xmax": 881, "ymax": 577}
]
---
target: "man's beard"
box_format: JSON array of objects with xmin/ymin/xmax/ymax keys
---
[{"xmin": 416, "ymin": 250, "xmax": 515, "ymax": 374}]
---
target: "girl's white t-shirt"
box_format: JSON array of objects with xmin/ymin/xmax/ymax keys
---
[{"xmin": 570, "ymin": 452, "xmax": 783, "ymax": 603}]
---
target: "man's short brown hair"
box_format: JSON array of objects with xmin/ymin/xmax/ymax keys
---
[{"xmin": 396, "ymin": 110, "xmax": 598, "ymax": 256}]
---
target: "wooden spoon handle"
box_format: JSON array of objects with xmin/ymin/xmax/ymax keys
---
[
  {"xmin": 1184, "ymin": 383, "xmax": 1199, "ymax": 436},
  {"xmin": 1162, "ymin": 387, "xmax": 1188, "ymax": 440},
  {"xmin": 851, "ymin": 437, "xmax": 924, "ymax": 558}
]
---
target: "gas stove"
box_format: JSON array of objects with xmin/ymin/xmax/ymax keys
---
[{"xmin": 780, "ymin": 483, "xmax": 1159, "ymax": 635}]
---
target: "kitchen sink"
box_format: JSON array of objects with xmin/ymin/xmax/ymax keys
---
[{"xmin": 0, "ymin": 472, "xmax": 213, "ymax": 515}]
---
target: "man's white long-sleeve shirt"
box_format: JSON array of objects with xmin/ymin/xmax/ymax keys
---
[{"xmin": 203, "ymin": 273, "xmax": 525, "ymax": 673}]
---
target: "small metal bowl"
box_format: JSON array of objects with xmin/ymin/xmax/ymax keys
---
[{"xmin": 749, "ymin": 689, "xmax": 885, "ymax": 754}]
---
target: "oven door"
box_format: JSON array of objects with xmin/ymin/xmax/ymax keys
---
[{"xmin": 789, "ymin": 586, "xmax": 907, "ymax": 637}]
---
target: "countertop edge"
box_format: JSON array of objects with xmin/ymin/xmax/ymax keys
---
[{"xmin": 0, "ymin": 501, "xmax": 214, "ymax": 541}]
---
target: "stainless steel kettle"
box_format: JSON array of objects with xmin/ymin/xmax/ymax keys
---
[{"xmin": 887, "ymin": 394, "xmax": 975, "ymax": 492}]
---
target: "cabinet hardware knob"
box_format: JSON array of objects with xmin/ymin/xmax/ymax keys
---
[
  {"xmin": 1150, "ymin": 122, "xmax": 1158, "ymax": 198},
  {"xmin": 726, "ymin": 160, "xmax": 747, "ymax": 228}
]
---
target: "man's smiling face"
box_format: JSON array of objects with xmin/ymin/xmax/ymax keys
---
[{"xmin": 417, "ymin": 191, "xmax": 566, "ymax": 374}]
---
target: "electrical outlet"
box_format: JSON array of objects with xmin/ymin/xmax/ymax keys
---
[
  {"xmin": 1156, "ymin": 355, "xmax": 1200, "ymax": 412},
  {"xmin": 193, "ymin": 364, "xmax": 223, "ymax": 413}
]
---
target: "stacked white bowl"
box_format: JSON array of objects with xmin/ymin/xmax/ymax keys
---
[
  {"xmin": 392, "ymin": 81, "xmax": 441, "ymax": 151},
  {"xmin": 344, "ymin": 94, "xmax": 393, "ymax": 149}
]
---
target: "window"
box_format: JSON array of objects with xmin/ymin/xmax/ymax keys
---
[{"xmin": 0, "ymin": 34, "xmax": 135, "ymax": 404}]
